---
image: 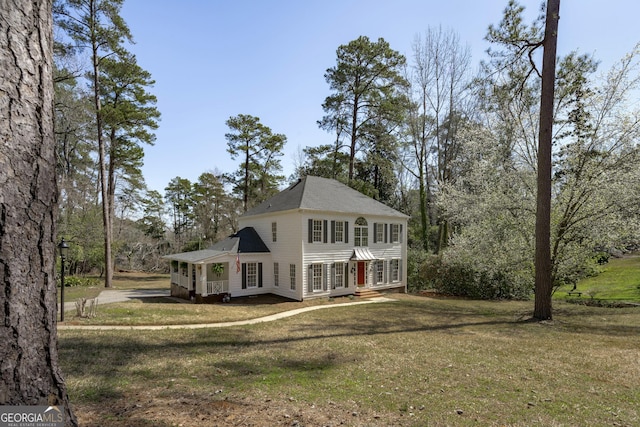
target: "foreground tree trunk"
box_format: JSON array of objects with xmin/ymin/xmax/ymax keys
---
[
  {"xmin": 0, "ymin": 1, "xmax": 77, "ymax": 424},
  {"xmin": 534, "ymin": 0, "xmax": 560, "ymax": 320}
]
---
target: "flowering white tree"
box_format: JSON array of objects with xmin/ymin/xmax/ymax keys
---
[{"xmin": 439, "ymin": 44, "xmax": 640, "ymax": 299}]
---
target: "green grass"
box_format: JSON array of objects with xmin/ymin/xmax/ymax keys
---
[
  {"xmin": 58, "ymin": 295, "xmax": 640, "ymax": 426},
  {"xmin": 556, "ymin": 256, "xmax": 640, "ymax": 302}
]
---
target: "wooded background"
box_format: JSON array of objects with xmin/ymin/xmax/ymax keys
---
[{"xmin": 53, "ymin": 0, "xmax": 640, "ymax": 300}]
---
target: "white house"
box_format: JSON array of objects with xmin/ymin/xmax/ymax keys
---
[{"xmin": 164, "ymin": 176, "xmax": 409, "ymax": 302}]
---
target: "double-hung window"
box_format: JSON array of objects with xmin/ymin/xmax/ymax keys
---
[
  {"xmin": 311, "ymin": 264, "xmax": 323, "ymax": 291},
  {"xmin": 313, "ymin": 219, "xmax": 322, "ymax": 242},
  {"xmin": 272, "ymin": 222, "xmax": 277, "ymax": 242},
  {"xmin": 246, "ymin": 262, "xmax": 257, "ymax": 288},
  {"xmin": 375, "ymin": 261, "xmax": 385, "ymax": 284},
  {"xmin": 334, "ymin": 221, "xmax": 344, "ymax": 243},
  {"xmin": 375, "ymin": 223, "xmax": 384, "ymax": 243},
  {"xmin": 241, "ymin": 262, "xmax": 262, "ymax": 289},
  {"xmin": 391, "ymin": 259, "xmax": 400, "ymax": 282},
  {"xmin": 333, "ymin": 262, "xmax": 345, "ymax": 288},
  {"xmin": 391, "ymin": 224, "xmax": 400, "ymax": 243},
  {"xmin": 289, "ymin": 264, "xmax": 296, "ymax": 290},
  {"xmin": 274, "ymin": 262, "xmax": 279, "ymax": 287}
]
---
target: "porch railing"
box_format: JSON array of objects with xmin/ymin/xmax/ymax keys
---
[
  {"xmin": 205, "ymin": 280, "xmax": 229, "ymax": 296},
  {"xmin": 170, "ymin": 272, "xmax": 180, "ymax": 285}
]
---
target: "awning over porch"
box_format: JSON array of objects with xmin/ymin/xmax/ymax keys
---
[
  {"xmin": 350, "ymin": 247, "xmax": 377, "ymax": 261},
  {"xmin": 162, "ymin": 248, "xmax": 229, "ymax": 264}
]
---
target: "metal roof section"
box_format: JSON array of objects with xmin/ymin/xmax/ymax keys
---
[
  {"xmin": 162, "ymin": 249, "xmax": 228, "ymax": 264},
  {"xmin": 350, "ymin": 247, "xmax": 378, "ymax": 261},
  {"xmin": 242, "ymin": 176, "xmax": 409, "ymax": 218}
]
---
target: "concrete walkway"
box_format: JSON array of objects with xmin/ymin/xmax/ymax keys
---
[{"xmin": 58, "ymin": 291, "xmax": 395, "ymax": 331}]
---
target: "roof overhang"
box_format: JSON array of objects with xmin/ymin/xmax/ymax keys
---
[
  {"xmin": 350, "ymin": 247, "xmax": 378, "ymax": 261},
  {"xmin": 162, "ymin": 249, "xmax": 230, "ymax": 264}
]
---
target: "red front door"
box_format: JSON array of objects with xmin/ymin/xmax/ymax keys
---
[{"xmin": 357, "ymin": 262, "xmax": 366, "ymax": 287}]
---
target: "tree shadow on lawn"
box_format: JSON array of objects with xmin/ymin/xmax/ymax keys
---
[{"xmin": 59, "ymin": 299, "xmax": 640, "ymax": 398}]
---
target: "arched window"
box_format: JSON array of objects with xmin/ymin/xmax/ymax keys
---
[{"xmin": 354, "ymin": 217, "xmax": 368, "ymax": 247}]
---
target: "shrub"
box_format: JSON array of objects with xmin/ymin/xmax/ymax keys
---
[
  {"xmin": 418, "ymin": 255, "xmax": 531, "ymax": 300},
  {"xmin": 407, "ymin": 248, "xmax": 430, "ymax": 293},
  {"xmin": 61, "ymin": 276, "xmax": 100, "ymax": 288}
]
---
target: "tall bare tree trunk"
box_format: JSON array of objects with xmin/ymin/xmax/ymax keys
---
[
  {"xmin": 0, "ymin": 1, "xmax": 77, "ymax": 424},
  {"xmin": 534, "ymin": 0, "xmax": 560, "ymax": 320}
]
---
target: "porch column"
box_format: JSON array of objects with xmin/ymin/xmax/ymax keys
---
[{"xmin": 200, "ymin": 264, "xmax": 207, "ymax": 296}]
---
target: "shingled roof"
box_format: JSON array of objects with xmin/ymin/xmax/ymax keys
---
[
  {"xmin": 242, "ymin": 176, "xmax": 409, "ymax": 218},
  {"xmin": 163, "ymin": 227, "xmax": 269, "ymax": 263}
]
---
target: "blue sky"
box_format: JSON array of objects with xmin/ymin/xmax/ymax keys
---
[{"xmin": 119, "ymin": 0, "xmax": 640, "ymax": 195}]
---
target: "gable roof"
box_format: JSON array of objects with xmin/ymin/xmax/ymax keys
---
[
  {"xmin": 163, "ymin": 227, "xmax": 269, "ymax": 263},
  {"xmin": 242, "ymin": 176, "xmax": 409, "ymax": 219}
]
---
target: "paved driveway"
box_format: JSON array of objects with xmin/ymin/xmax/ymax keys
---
[{"xmin": 62, "ymin": 288, "xmax": 171, "ymax": 312}]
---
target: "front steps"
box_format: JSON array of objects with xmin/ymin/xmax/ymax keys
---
[{"xmin": 354, "ymin": 288, "xmax": 383, "ymax": 299}]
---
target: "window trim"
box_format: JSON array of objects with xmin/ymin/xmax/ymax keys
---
[
  {"xmin": 312, "ymin": 219, "xmax": 323, "ymax": 243},
  {"xmin": 289, "ymin": 264, "xmax": 296, "ymax": 290},
  {"xmin": 354, "ymin": 217, "xmax": 369, "ymax": 247},
  {"xmin": 391, "ymin": 259, "xmax": 400, "ymax": 282},
  {"xmin": 241, "ymin": 262, "xmax": 263, "ymax": 289},
  {"xmin": 375, "ymin": 260, "xmax": 385, "ymax": 284},
  {"xmin": 274, "ymin": 262, "xmax": 279, "ymax": 287},
  {"xmin": 391, "ymin": 223, "xmax": 400, "ymax": 243},
  {"xmin": 333, "ymin": 262, "xmax": 345, "ymax": 289},
  {"xmin": 333, "ymin": 220, "xmax": 344, "ymax": 243},
  {"xmin": 311, "ymin": 263, "xmax": 323, "ymax": 291}
]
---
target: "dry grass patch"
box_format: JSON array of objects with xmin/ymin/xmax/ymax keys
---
[
  {"xmin": 59, "ymin": 295, "xmax": 640, "ymax": 426},
  {"xmin": 65, "ymin": 294, "xmax": 359, "ymax": 325}
]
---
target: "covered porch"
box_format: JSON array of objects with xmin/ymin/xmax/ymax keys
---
[{"xmin": 165, "ymin": 249, "xmax": 234, "ymax": 302}]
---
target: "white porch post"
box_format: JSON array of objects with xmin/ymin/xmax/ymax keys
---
[{"xmin": 200, "ymin": 264, "xmax": 207, "ymax": 296}]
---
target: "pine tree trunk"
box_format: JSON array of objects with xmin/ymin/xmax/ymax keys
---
[
  {"xmin": 534, "ymin": 0, "xmax": 560, "ymax": 320},
  {"xmin": 89, "ymin": 0, "xmax": 113, "ymax": 287},
  {"xmin": 0, "ymin": 1, "xmax": 77, "ymax": 424}
]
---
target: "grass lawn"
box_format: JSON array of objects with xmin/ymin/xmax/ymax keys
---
[
  {"xmin": 555, "ymin": 256, "xmax": 640, "ymax": 302},
  {"xmin": 58, "ymin": 295, "xmax": 640, "ymax": 427}
]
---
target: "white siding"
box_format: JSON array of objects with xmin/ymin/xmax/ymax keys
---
[
  {"xmin": 301, "ymin": 211, "xmax": 407, "ymax": 299},
  {"xmin": 239, "ymin": 211, "xmax": 304, "ymax": 300},
  {"xmin": 238, "ymin": 209, "xmax": 408, "ymax": 300}
]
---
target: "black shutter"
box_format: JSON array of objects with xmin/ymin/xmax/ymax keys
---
[
  {"xmin": 323, "ymin": 264, "xmax": 328, "ymax": 290},
  {"xmin": 344, "ymin": 263, "xmax": 349, "ymax": 288},
  {"xmin": 373, "ymin": 223, "xmax": 377, "ymax": 243},
  {"xmin": 400, "ymin": 224, "xmax": 403, "ymax": 243},
  {"xmin": 323, "ymin": 220, "xmax": 328, "ymax": 243},
  {"xmin": 308, "ymin": 219, "xmax": 313, "ymax": 243},
  {"xmin": 385, "ymin": 224, "xmax": 388, "ymax": 243},
  {"xmin": 331, "ymin": 221, "xmax": 335, "ymax": 243},
  {"xmin": 258, "ymin": 263, "xmax": 263, "ymax": 287},
  {"xmin": 241, "ymin": 263, "xmax": 247, "ymax": 289},
  {"xmin": 331, "ymin": 263, "xmax": 336, "ymax": 289},
  {"xmin": 345, "ymin": 221, "xmax": 349, "ymax": 244}
]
